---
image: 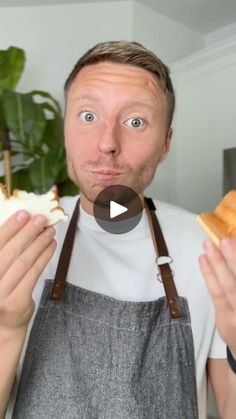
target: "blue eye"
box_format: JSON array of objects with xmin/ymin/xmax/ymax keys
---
[
  {"xmin": 126, "ymin": 117, "xmax": 145, "ymax": 128},
  {"xmin": 79, "ymin": 111, "xmax": 97, "ymax": 122}
]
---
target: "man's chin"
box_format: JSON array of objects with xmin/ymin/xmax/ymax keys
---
[
  {"xmin": 82, "ymin": 183, "xmax": 144, "ymax": 208},
  {"xmin": 78, "ymin": 184, "xmax": 107, "ymax": 205},
  {"xmin": 74, "ymin": 174, "xmax": 144, "ymax": 202}
]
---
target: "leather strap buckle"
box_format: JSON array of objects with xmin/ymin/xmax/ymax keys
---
[{"xmin": 156, "ymin": 256, "xmax": 174, "ymax": 283}]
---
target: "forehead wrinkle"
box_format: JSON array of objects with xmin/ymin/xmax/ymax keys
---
[
  {"xmin": 71, "ymin": 93, "xmax": 101, "ymax": 103},
  {"xmin": 121, "ymin": 100, "xmax": 157, "ymax": 111},
  {"xmin": 72, "ymin": 64, "xmax": 161, "ymax": 91},
  {"xmin": 72, "ymin": 93, "xmax": 156, "ymax": 109},
  {"xmin": 74, "ymin": 74, "xmax": 157, "ymax": 89},
  {"xmin": 69, "ymin": 70, "xmax": 166, "ymax": 111}
]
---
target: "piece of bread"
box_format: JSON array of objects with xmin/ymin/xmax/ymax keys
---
[
  {"xmin": 0, "ymin": 184, "xmax": 68, "ymax": 226},
  {"xmin": 197, "ymin": 190, "xmax": 236, "ymax": 246}
]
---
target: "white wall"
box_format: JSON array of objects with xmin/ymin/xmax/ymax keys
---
[
  {"xmin": 132, "ymin": 2, "xmax": 204, "ymax": 203},
  {"xmin": 0, "ymin": 1, "xmax": 133, "ymax": 103},
  {"xmin": 0, "ymin": 0, "xmax": 205, "ymax": 104},
  {"xmin": 206, "ymin": 21, "xmax": 236, "ymax": 46},
  {"xmin": 132, "ymin": 2, "xmax": 204, "ymax": 65},
  {"xmin": 171, "ymin": 35, "xmax": 236, "ymax": 214}
]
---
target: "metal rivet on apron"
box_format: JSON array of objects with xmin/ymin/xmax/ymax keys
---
[
  {"xmin": 52, "ymin": 292, "xmax": 59, "ymax": 299},
  {"xmin": 171, "ymin": 309, "xmax": 177, "ymax": 316},
  {"xmin": 156, "ymin": 256, "xmax": 173, "ymax": 265},
  {"xmin": 169, "ymin": 298, "xmax": 176, "ymax": 305}
]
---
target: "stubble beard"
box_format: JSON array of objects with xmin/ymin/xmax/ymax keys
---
[{"xmin": 67, "ymin": 159, "xmax": 157, "ymax": 206}]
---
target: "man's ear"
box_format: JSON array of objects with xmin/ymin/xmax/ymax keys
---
[{"xmin": 159, "ymin": 127, "xmax": 173, "ymax": 163}]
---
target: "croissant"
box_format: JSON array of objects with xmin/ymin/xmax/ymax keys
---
[
  {"xmin": 197, "ymin": 190, "xmax": 236, "ymax": 246},
  {"xmin": 0, "ymin": 184, "xmax": 68, "ymax": 226}
]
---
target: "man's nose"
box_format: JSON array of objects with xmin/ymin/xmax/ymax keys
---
[{"xmin": 97, "ymin": 122, "xmax": 121, "ymax": 155}]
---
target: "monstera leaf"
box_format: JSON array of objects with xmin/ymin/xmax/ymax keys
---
[
  {"xmin": 0, "ymin": 46, "xmax": 25, "ymax": 133},
  {"xmin": 2, "ymin": 89, "xmax": 46, "ymax": 155},
  {"xmin": 0, "ymin": 46, "xmax": 77, "ymax": 196},
  {"xmin": 0, "ymin": 46, "xmax": 25, "ymax": 95}
]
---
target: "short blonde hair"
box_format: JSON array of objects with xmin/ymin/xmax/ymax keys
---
[{"xmin": 64, "ymin": 40, "xmax": 175, "ymax": 128}]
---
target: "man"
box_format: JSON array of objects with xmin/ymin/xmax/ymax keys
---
[{"xmin": 1, "ymin": 41, "xmax": 236, "ymax": 419}]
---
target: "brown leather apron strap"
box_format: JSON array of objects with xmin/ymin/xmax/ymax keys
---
[
  {"xmin": 144, "ymin": 197, "xmax": 183, "ymax": 319},
  {"xmin": 50, "ymin": 196, "xmax": 182, "ymax": 319},
  {"xmin": 50, "ymin": 197, "xmax": 80, "ymax": 302}
]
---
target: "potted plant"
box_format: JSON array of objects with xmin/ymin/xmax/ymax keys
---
[{"xmin": 0, "ymin": 46, "xmax": 78, "ymax": 196}]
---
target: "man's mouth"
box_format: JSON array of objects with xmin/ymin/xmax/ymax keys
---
[
  {"xmin": 91, "ymin": 169, "xmax": 121, "ymax": 175},
  {"xmin": 89, "ymin": 169, "xmax": 122, "ymax": 180}
]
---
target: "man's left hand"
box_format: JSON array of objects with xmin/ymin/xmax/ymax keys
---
[{"xmin": 199, "ymin": 238, "xmax": 236, "ymax": 357}]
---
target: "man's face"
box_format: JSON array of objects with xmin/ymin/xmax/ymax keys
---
[{"xmin": 64, "ymin": 62, "xmax": 172, "ymax": 209}]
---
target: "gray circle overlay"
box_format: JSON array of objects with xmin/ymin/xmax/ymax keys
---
[{"xmin": 93, "ymin": 185, "xmax": 143, "ymax": 234}]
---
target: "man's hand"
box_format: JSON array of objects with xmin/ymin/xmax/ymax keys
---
[
  {"xmin": 0, "ymin": 210, "xmax": 57, "ymax": 417},
  {"xmin": 0, "ymin": 210, "xmax": 56, "ymax": 332},
  {"xmin": 199, "ymin": 238, "xmax": 236, "ymax": 356}
]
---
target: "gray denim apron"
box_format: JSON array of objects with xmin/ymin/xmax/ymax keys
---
[{"xmin": 12, "ymin": 197, "xmax": 199, "ymax": 419}]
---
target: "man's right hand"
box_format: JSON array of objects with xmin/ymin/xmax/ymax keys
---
[
  {"xmin": 0, "ymin": 210, "xmax": 57, "ymax": 417},
  {"xmin": 0, "ymin": 210, "xmax": 57, "ymax": 332}
]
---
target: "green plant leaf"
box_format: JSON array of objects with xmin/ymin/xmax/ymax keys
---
[
  {"xmin": 0, "ymin": 46, "xmax": 25, "ymax": 95},
  {"xmin": 0, "ymin": 99, "xmax": 6, "ymax": 130},
  {"xmin": 0, "ymin": 169, "xmax": 34, "ymax": 192},
  {"xmin": 11, "ymin": 168, "xmax": 34, "ymax": 191},
  {"xmin": 0, "ymin": 47, "xmax": 74, "ymax": 197},
  {"xmin": 39, "ymin": 101, "xmax": 59, "ymax": 115},
  {"xmin": 0, "ymin": 175, "xmax": 6, "ymax": 187},
  {"xmin": 56, "ymin": 159, "xmax": 69, "ymax": 183},
  {"xmin": 30, "ymin": 90, "xmax": 62, "ymax": 114},
  {"xmin": 27, "ymin": 150, "xmax": 63, "ymax": 193},
  {"xmin": 2, "ymin": 89, "xmax": 46, "ymax": 154},
  {"xmin": 42, "ymin": 114, "xmax": 64, "ymax": 154},
  {"xmin": 57, "ymin": 178, "xmax": 79, "ymax": 197}
]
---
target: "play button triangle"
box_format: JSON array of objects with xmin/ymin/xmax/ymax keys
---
[
  {"xmin": 110, "ymin": 201, "xmax": 128, "ymax": 219},
  {"xmin": 93, "ymin": 185, "xmax": 143, "ymax": 234}
]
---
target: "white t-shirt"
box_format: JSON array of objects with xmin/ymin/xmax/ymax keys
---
[{"xmin": 6, "ymin": 196, "xmax": 226, "ymax": 419}]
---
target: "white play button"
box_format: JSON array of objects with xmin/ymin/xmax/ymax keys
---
[
  {"xmin": 110, "ymin": 200, "xmax": 128, "ymax": 219},
  {"xmin": 94, "ymin": 185, "xmax": 143, "ymax": 234}
]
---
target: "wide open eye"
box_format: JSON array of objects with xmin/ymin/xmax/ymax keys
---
[
  {"xmin": 79, "ymin": 111, "xmax": 97, "ymax": 122},
  {"xmin": 125, "ymin": 117, "xmax": 145, "ymax": 128}
]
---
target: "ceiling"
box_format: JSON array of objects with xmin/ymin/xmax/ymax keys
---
[{"xmin": 0, "ymin": 0, "xmax": 236, "ymax": 34}]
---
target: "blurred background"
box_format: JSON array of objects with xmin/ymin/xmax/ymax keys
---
[{"xmin": 1, "ymin": 0, "xmax": 236, "ymax": 417}]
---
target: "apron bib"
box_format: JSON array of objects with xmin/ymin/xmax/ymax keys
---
[{"xmin": 12, "ymin": 198, "xmax": 199, "ymax": 419}]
